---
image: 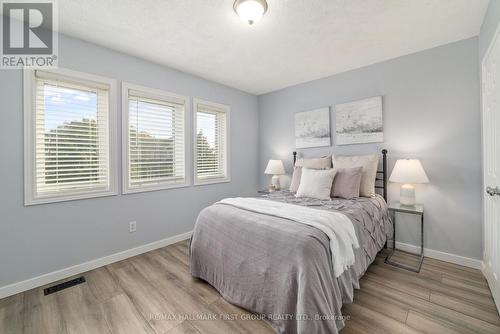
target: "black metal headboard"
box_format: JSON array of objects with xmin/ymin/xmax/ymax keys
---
[
  {"xmin": 376, "ymin": 149, "xmax": 388, "ymax": 201},
  {"xmin": 292, "ymin": 149, "xmax": 388, "ymax": 202}
]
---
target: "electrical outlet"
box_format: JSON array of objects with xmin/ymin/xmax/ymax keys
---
[{"xmin": 129, "ymin": 221, "xmax": 137, "ymax": 233}]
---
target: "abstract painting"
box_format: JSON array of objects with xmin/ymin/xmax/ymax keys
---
[
  {"xmin": 335, "ymin": 96, "xmax": 383, "ymax": 145},
  {"xmin": 295, "ymin": 107, "xmax": 331, "ymax": 149}
]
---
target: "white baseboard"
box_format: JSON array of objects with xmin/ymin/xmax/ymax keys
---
[
  {"xmin": 0, "ymin": 233, "xmax": 483, "ymax": 300},
  {"xmin": 0, "ymin": 231, "xmax": 192, "ymax": 299},
  {"xmin": 395, "ymin": 241, "xmax": 482, "ymax": 270}
]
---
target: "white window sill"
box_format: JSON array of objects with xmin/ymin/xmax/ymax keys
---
[
  {"xmin": 123, "ymin": 181, "xmax": 190, "ymax": 194},
  {"xmin": 193, "ymin": 177, "xmax": 231, "ymax": 186},
  {"xmin": 25, "ymin": 189, "xmax": 118, "ymax": 206}
]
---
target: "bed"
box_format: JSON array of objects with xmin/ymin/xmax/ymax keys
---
[{"xmin": 189, "ymin": 150, "xmax": 392, "ymax": 334}]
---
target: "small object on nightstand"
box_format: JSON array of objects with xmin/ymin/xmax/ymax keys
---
[{"xmin": 385, "ymin": 201, "xmax": 424, "ymax": 272}]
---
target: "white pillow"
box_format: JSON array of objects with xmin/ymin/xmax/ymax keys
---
[
  {"xmin": 296, "ymin": 168, "xmax": 336, "ymax": 200},
  {"xmin": 289, "ymin": 155, "xmax": 332, "ymax": 192},
  {"xmin": 333, "ymin": 155, "xmax": 379, "ymax": 197}
]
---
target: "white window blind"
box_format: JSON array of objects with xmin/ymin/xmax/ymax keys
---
[
  {"xmin": 32, "ymin": 71, "xmax": 112, "ymax": 201},
  {"xmin": 195, "ymin": 101, "xmax": 229, "ymax": 183},
  {"xmin": 125, "ymin": 87, "xmax": 186, "ymax": 192}
]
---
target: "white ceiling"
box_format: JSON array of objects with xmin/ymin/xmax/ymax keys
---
[{"xmin": 59, "ymin": 0, "xmax": 489, "ymax": 95}]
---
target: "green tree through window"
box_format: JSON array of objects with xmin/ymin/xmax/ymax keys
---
[{"xmin": 196, "ymin": 129, "xmax": 217, "ymax": 176}]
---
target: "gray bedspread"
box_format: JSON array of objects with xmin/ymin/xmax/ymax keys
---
[{"xmin": 189, "ymin": 192, "xmax": 392, "ymax": 334}]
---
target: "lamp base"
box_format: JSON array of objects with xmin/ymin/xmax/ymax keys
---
[
  {"xmin": 400, "ymin": 184, "xmax": 415, "ymax": 206},
  {"xmin": 271, "ymin": 175, "xmax": 280, "ymax": 190}
]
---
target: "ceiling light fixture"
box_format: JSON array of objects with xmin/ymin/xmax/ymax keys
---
[{"xmin": 233, "ymin": 0, "xmax": 268, "ymax": 25}]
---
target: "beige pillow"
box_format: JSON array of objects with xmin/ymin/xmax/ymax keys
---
[
  {"xmin": 289, "ymin": 155, "xmax": 332, "ymax": 192},
  {"xmin": 295, "ymin": 155, "xmax": 332, "ymax": 169},
  {"xmin": 296, "ymin": 168, "xmax": 336, "ymax": 200},
  {"xmin": 333, "ymin": 155, "xmax": 379, "ymax": 197}
]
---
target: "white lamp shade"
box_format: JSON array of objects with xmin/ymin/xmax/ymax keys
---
[
  {"xmin": 389, "ymin": 159, "xmax": 429, "ymax": 184},
  {"xmin": 265, "ymin": 160, "xmax": 285, "ymax": 175}
]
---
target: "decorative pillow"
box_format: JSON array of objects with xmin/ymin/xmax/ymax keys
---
[
  {"xmin": 295, "ymin": 155, "xmax": 332, "ymax": 169},
  {"xmin": 333, "ymin": 155, "xmax": 379, "ymax": 197},
  {"xmin": 289, "ymin": 155, "xmax": 332, "ymax": 192},
  {"xmin": 296, "ymin": 168, "xmax": 336, "ymax": 200},
  {"xmin": 331, "ymin": 167, "xmax": 363, "ymax": 199},
  {"xmin": 289, "ymin": 166, "xmax": 302, "ymax": 192}
]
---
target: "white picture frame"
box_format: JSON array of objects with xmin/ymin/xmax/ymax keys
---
[
  {"xmin": 335, "ymin": 96, "xmax": 384, "ymax": 145},
  {"xmin": 295, "ymin": 107, "xmax": 331, "ymax": 149}
]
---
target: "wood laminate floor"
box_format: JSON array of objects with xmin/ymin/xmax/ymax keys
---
[{"xmin": 0, "ymin": 241, "xmax": 499, "ymax": 334}]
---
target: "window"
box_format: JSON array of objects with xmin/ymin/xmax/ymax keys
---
[
  {"xmin": 24, "ymin": 69, "xmax": 117, "ymax": 205},
  {"xmin": 194, "ymin": 99, "xmax": 230, "ymax": 185},
  {"xmin": 122, "ymin": 83, "xmax": 188, "ymax": 193}
]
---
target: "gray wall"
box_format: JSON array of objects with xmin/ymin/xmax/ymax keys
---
[
  {"xmin": 0, "ymin": 34, "xmax": 259, "ymax": 287},
  {"xmin": 258, "ymin": 37, "xmax": 482, "ymax": 260}
]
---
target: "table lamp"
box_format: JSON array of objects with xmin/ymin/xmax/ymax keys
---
[
  {"xmin": 265, "ymin": 159, "xmax": 285, "ymax": 190},
  {"xmin": 389, "ymin": 159, "xmax": 429, "ymax": 206}
]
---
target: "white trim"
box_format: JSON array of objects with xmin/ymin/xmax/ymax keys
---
[
  {"xmin": 123, "ymin": 183, "xmax": 191, "ymax": 194},
  {"xmin": 23, "ymin": 67, "xmax": 118, "ymax": 206},
  {"xmin": 0, "ymin": 232, "xmax": 484, "ymax": 299},
  {"xmin": 481, "ymin": 23, "xmax": 500, "ymax": 69},
  {"xmin": 192, "ymin": 98, "xmax": 231, "ymax": 186},
  {"xmin": 193, "ymin": 178, "xmax": 231, "ymax": 187},
  {"xmin": 121, "ymin": 82, "xmax": 190, "ymax": 194},
  {"xmin": 480, "ymin": 22, "xmax": 500, "ymax": 314},
  {"xmin": 23, "ymin": 189, "xmax": 119, "ymax": 206},
  {"xmin": 0, "ymin": 231, "xmax": 192, "ymax": 299},
  {"xmin": 23, "ymin": 69, "xmax": 35, "ymax": 205},
  {"xmin": 395, "ymin": 241, "xmax": 482, "ymax": 270},
  {"xmin": 482, "ymin": 262, "xmax": 500, "ymax": 312}
]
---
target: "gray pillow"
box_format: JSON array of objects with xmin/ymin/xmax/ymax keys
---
[
  {"xmin": 289, "ymin": 155, "xmax": 332, "ymax": 192},
  {"xmin": 330, "ymin": 167, "xmax": 363, "ymax": 199}
]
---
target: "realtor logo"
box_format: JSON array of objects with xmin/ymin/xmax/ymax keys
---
[{"xmin": 1, "ymin": 0, "xmax": 58, "ymax": 68}]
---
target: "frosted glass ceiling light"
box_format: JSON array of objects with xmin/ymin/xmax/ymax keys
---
[{"xmin": 234, "ymin": 0, "xmax": 268, "ymax": 25}]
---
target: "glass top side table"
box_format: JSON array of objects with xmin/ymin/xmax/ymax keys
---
[{"xmin": 385, "ymin": 201, "xmax": 424, "ymax": 272}]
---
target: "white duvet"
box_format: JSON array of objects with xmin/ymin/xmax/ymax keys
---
[{"xmin": 218, "ymin": 197, "xmax": 359, "ymax": 277}]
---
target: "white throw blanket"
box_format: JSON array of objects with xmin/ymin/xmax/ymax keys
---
[{"xmin": 218, "ymin": 197, "xmax": 359, "ymax": 277}]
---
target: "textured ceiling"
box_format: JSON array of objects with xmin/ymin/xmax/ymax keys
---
[{"xmin": 59, "ymin": 0, "xmax": 489, "ymax": 95}]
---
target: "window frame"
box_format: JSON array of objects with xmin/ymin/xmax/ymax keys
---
[
  {"xmin": 193, "ymin": 98, "xmax": 231, "ymax": 186},
  {"xmin": 121, "ymin": 82, "xmax": 190, "ymax": 194},
  {"xmin": 23, "ymin": 68, "xmax": 118, "ymax": 206}
]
